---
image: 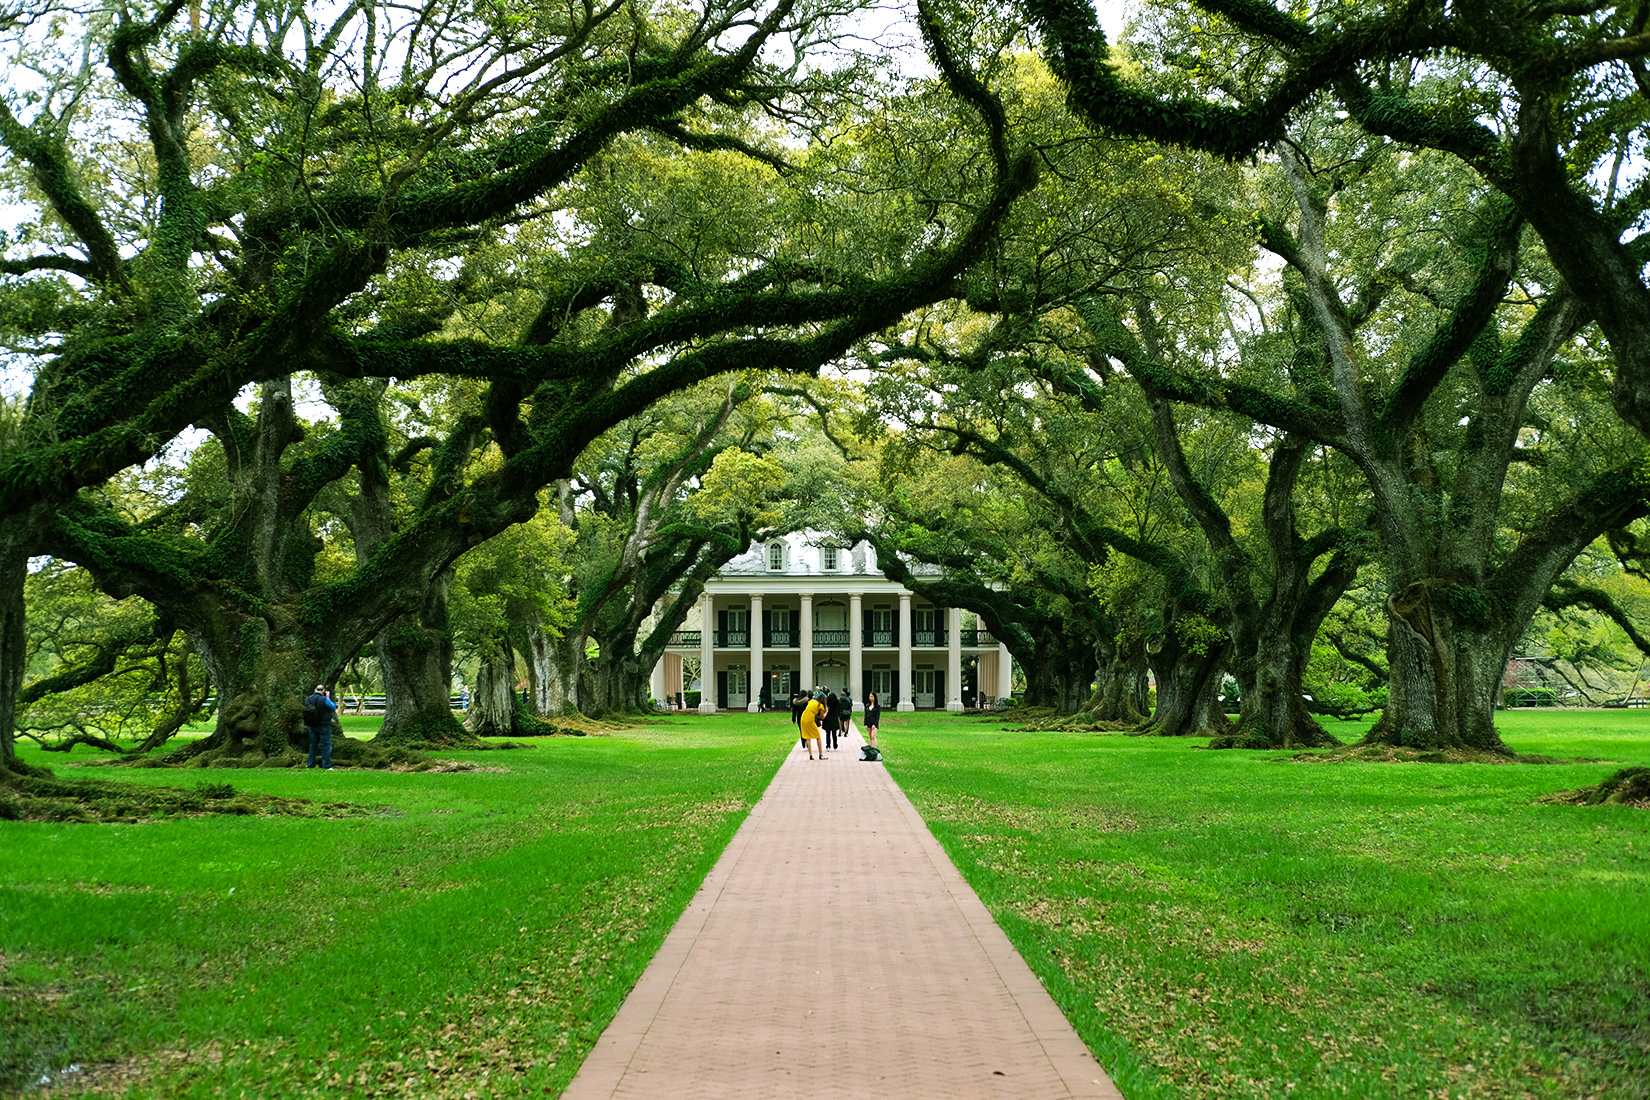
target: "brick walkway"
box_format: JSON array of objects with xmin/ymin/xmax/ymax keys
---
[{"xmin": 562, "ymin": 726, "xmax": 1123, "ymax": 1100}]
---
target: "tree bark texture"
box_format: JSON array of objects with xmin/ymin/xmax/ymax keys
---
[
  {"xmin": 1023, "ymin": 618, "xmax": 1098, "ymax": 712},
  {"xmin": 0, "ymin": 546, "xmax": 27, "ymax": 771},
  {"xmin": 373, "ymin": 572, "xmax": 465, "ymax": 744},
  {"xmin": 1091, "ymin": 632, "xmax": 1149, "ymax": 723},
  {"xmin": 468, "ymin": 647, "xmax": 520, "ymax": 738},
  {"xmin": 1140, "ymin": 625, "xmax": 1230, "ymax": 737}
]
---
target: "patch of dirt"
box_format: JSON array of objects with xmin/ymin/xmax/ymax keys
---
[
  {"xmin": 1286, "ymin": 744, "xmax": 1573, "ymax": 765},
  {"xmin": 30, "ymin": 1047, "xmax": 203, "ymax": 1098},
  {"xmin": 381, "ymin": 761, "xmax": 509, "ymax": 774}
]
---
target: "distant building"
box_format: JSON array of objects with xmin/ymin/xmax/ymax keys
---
[{"xmin": 651, "ymin": 532, "xmax": 1012, "ymax": 712}]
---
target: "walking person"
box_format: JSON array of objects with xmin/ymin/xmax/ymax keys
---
[
  {"xmin": 863, "ymin": 691, "xmax": 881, "ymax": 750},
  {"xmin": 841, "ymin": 691, "xmax": 855, "ymax": 741},
  {"xmin": 800, "ymin": 690, "xmax": 826, "ymax": 760},
  {"xmin": 822, "ymin": 689, "xmax": 842, "ymax": 753},
  {"xmin": 303, "ymin": 684, "xmax": 338, "ymax": 769}
]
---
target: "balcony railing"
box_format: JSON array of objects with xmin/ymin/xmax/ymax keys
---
[{"xmin": 671, "ymin": 627, "xmax": 997, "ymax": 648}]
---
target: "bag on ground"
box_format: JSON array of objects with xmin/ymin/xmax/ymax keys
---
[{"xmin": 861, "ymin": 745, "xmax": 882, "ymax": 761}]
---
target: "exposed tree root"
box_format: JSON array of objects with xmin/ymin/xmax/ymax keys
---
[
  {"xmin": 1540, "ymin": 766, "xmax": 1650, "ymax": 808},
  {"xmin": 1206, "ymin": 714, "xmax": 1342, "ymax": 750},
  {"xmin": 1286, "ymin": 744, "xmax": 1568, "ymax": 765},
  {"xmin": 131, "ymin": 738, "xmax": 445, "ymax": 770},
  {"xmin": 0, "ymin": 762, "xmax": 371, "ymax": 824}
]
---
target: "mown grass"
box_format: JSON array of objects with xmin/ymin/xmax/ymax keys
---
[
  {"xmin": 0, "ymin": 720, "xmax": 789, "ymax": 1098},
  {"xmin": 5, "ymin": 710, "xmax": 1647, "ymax": 1099},
  {"xmin": 884, "ymin": 709, "xmax": 1650, "ymax": 1100}
]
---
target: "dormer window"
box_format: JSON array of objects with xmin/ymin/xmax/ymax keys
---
[
  {"xmin": 768, "ymin": 542, "xmax": 785, "ymax": 571},
  {"xmin": 822, "ymin": 546, "xmax": 839, "ymax": 571}
]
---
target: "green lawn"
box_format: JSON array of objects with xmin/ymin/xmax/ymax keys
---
[
  {"xmin": 1, "ymin": 720, "xmax": 791, "ymax": 1098},
  {"xmin": 884, "ymin": 709, "xmax": 1650, "ymax": 1100},
  {"xmin": 3, "ymin": 710, "xmax": 1647, "ymax": 1099}
]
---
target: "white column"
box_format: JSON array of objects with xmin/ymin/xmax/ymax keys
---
[
  {"xmin": 997, "ymin": 640, "xmax": 1014, "ymax": 702},
  {"xmin": 747, "ymin": 593, "xmax": 763, "ymax": 712},
  {"xmin": 849, "ymin": 593, "xmax": 864, "ymax": 701},
  {"xmin": 897, "ymin": 591, "xmax": 915, "ymax": 711},
  {"xmin": 946, "ymin": 606, "xmax": 964, "ymax": 711},
  {"xmin": 800, "ymin": 593, "xmax": 814, "ymax": 690},
  {"xmin": 698, "ymin": 593, "xmax": 717, "ymax": 713},
  {"xmin": 650, "ymin": 603, "xmax": 667, "ymax": 710}
]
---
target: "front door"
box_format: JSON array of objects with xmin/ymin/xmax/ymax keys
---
[
  {"xmin": 914, "ymin": 668, "xmax": 936, "ymax": 709},
  {"xmin": 726, "ymin": 667, "xmax": 748, "ymax": 709},
  {"xmin": 813, "ymin": 660, "xmax": 848, "ymax": 694}
]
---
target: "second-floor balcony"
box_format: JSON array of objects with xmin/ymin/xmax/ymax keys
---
[{"xmin": 665, "ymin": 626, "xmax": 1001, "ymax": 649}]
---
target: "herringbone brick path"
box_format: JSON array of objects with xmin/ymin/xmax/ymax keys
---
[{"xmin": 561, "ymin": 726, "xmax": 1123, "ymax": 1099}]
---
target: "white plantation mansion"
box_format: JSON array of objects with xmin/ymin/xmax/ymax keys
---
[{"xmin": 649, "ymin": 531, "xmax": 1014, "ymax": 713}]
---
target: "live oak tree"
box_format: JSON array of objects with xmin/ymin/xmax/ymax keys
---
[
  {"xmin": 0, "ymin": 0, "xmax": 1040, "ymax": 767},
  {"xmin": 1024, "ymin": 0, "xmax": 1650, "ymax": 431},
  {"xmin": 450, "ymin": 508, "xmax": 573, "ymax": 737},
  {"xmin": 540, "ymin": 380, "xmax": 796, "ymax": 717},
  {"xmin": 1104, "ymin": 120, "xmax": 1647, "ymax": 752},
  {"xmin": 858, "ymin": 479, "xmax": 1109, "ymax": 713}
]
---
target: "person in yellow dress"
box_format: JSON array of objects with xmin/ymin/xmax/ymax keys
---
[{"xmin": 800, "ymin": 689, "xmax": 827, "ymax": 760}]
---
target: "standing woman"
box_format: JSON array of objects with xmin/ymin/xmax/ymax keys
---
[
  {"xmin": 822, "ymin": 689, "xmax": 841, "ymax": 754},
  {"xmin": 862, "ymin": 692, "xmax": 880, "ymax": 750}
]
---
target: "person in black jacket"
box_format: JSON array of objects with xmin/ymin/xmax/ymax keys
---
[
  {"xmin": 822, "ymin": 690, "xmax": 841, "ymax": 752},
  {"xmin": 790, "ymin": 689, "xmax": 808, "ymax": 747},
  {"xmin": 862, "ymin": 692, "xmax": 881, "ymax": 750},
  {"xmin": 303, "ymin": 684, "xmax": 337, "ymax": 769}
]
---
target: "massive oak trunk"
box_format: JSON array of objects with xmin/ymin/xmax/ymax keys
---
[
  {"xmin": 0, "ymin": 543, "xmax": 28, "ymax": 773},
  {"xmin": 1139, "ymin": 622, "xmax": 1230, "ymax": 737},
  {"xmin": 1217, "ymin": 622, "xmax": 1339, "ymax": 750},
  {"xmin": 525, "ymin": 623, "xmax": 556, "ymax": 717},
  {"xmin": 1022, "ymin": 618, "xmax": 1098, "ymax": 712},
  {"xmin": 182, "ymin": 600, "xmax": 333, "ymax": 758},
  {"xmin": 468, "ymin": 645, "xmax": 520, "ymax": 737},
  {"xmin": 1090, "ymin": 631, "xmax": 1149, "ymax": 723},
  {"xmin": 1365, "ymin": 580, "xmax": 1507, "ymax": 751},
  {"xmin": 543, "ymin": 629, "xmax": 584, "ymax": 716},
  {"xmin": 374, "ymin": 573, "xmax": 465, "ymax": 744}
]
